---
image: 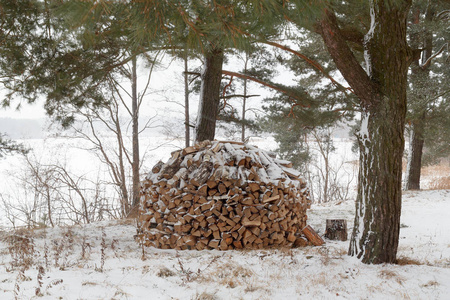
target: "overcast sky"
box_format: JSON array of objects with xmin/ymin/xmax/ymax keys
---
[{"xmin": 0, "ymin": 99, "xmax": 46, "ymax": 120}]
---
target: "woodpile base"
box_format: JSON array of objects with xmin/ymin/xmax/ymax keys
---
[{"xmin": 136, "ymin": 140, "xmax": 313, "ymax": 250}]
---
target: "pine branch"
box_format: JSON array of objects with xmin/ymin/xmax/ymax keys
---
[
  {"xmin": 0, "ymin": 134, "xmax": 29, "ymax": 158},
  {"xmin": 220, "ymin": 94, "xmax": 260, "ymax": 99},
  {"xmin": 222, "ymin": 70, "xmax": 310, "ymax": 105},
  {"xmin": 262, "ymin": 40, "xmax": 353, "ymax": 95}
]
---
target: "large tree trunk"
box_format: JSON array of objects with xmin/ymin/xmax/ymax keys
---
[
  {"xmin": 350, "ymin": 2, "xmax": 410, "ymax": 264},
  {"xmin": 351, "ymin": 102, "xmax": 406, "ymax": 264},
  {"xmin": 195, "ymin": 48, "xmax": 224, "ymax": 142},
  {"xmin": 319, "ymin": 0, "xmax": 410, "ymax": 264}
]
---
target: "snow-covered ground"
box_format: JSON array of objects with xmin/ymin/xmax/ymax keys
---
[{"xmin": 0, "ymin": 189, "xmax": 449, "ymax": 300}]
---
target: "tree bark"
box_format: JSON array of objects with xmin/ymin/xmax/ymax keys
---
[
  {"xmin": 405, "ymin": 112, "xmax": 425, "ymax": 190},
  {"xmin": 319, "ymin": 1, "xmax": 411, "ymax": 264},
  {"xmin": 131, "ymin": 55, "xmax": 140, "ymax": 211},
  {"xmin": 195, "ymin": 48, "xmax": 224, "ymax": 142},
  {"xmin": 405, "ymin": 2, "xmax": 434, "ymax": 190},
  {"xmin": 184, "ymin": 50, "xmax": 190, "ymax": 148},
  {"xmin": 241, "ymin": 54, "xmax": 248, "ymax": 142},
  {"xmin": 325, "ymin": 219, "xmax": 347, "ymax": 241}
]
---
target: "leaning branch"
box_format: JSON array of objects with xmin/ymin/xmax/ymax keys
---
[
  {"xmin": 262, "ymin": 40, "xmax": 352, "ymax": 94},
  {"xmin": 420, "ymin": 42, "xmax": 448, "ymax": 69},
  {"xmin": 220, "ymin": 94, "xmax": 260, "ymax": 99},
  {"xmin": 186, "ymin": 70, "xmax": 307, "ymax": 102},
  {"xmin": 318, "ymin": 9, "xmax": 374, "ymax": 107},
  {"xmin": 221, "ymin": 70, "xmax": 306, "ymax": 103}
]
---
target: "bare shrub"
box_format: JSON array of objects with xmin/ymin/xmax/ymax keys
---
[
  {"xmin": 95, "ymin": 229, "xmax": 107, "ymax": 272},
  {"xmin": 1, "ymin": 153, "xmax": 114, "ymax": 228},
  {"xmin": 80, "ymin": 235, "xmax": 92, "ymax": 260},
  {"xmin": 306, "ymin": 127, "xmax": 357, "ymax": 203},
  {"xmin": 176, "ymin": 256, "xmax": 220, "ymax": 285},
  {"xmin": 5, "ymin": 232, "xmax": 35, "ymax": 271},
  {"xmin": 35, "ymin": 265, "xmax": 45, "ymax": 297}
]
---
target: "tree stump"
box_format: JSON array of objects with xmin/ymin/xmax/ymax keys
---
[{"xmin": 324, "ymin": 219, "xmax": 347, "ymax": 241}]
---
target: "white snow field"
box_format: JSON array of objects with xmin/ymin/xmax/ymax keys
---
[{"xmin": 0, "ymin": 189, "xmax": 449, "ymax": 300}]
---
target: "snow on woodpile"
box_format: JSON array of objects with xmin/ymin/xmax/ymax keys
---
[{"xmin": 136, "ymin": 140, "xmax": 312, "ymax": 250}]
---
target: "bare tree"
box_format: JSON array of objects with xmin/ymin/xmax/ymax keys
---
[
  {"xmin": 306, "ymin": 127, "xmax": 357, "ymax": 204},
  {"xmin": 67, "ymin": 52, "xmax": 162, "ymax": 217},
  {"xmin": 1, "ymin": 153, "xmax": 113, "ymax": 228}
]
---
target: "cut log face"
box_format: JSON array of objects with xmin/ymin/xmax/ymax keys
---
[
  {"xmin": 324, "ymin": 219, "xmax": 347, "ymax": 241},
  {"xmin": 302, "ymin": 225, "xmax": 325, "ymax": 246},
  {"xmin": 136, "ymin": 140, "xmax": 312, "ymax": 250}
]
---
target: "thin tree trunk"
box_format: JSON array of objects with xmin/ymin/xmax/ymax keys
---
[
  {"xmin": 241, "ymin": 56, "xmax": 248, "ymax": 142},
  {"xmin": 45, "ymin": 185, "xmax": 54, "ymax": 227},
  {"xmin": 113, "ymin": 111, "xmax": 130, "ymax": 216},
  {"xmin": 195, "ymin": 48, "xmax": 224, "ymax": 142},
  {"xmin": 405, "ymin": 2, "xmax": 434, "ymax": 191},
  {"xmin": 319, "ymin": 1, "xmax": 410, "ymax": 264},
  {"xmin": 184, "ymin": 50, "xmax": 190, "ymax": 148},
  {"xmin": 405, "ymin": 112, "xmax": 425, "ymax": 190},
  {"xmin": 131, "ymin": 55, "xmax": 140, "ymax": 212}
]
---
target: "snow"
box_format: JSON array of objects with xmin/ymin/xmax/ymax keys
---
[
  {"xmin": 364, "ymin": 1, "xmax": 376, "ymax": 77},
  {"xmin": 1, "ymin": 190, "xmax": 449, "ymax": 299},
  {"xmin": 359, "ymin": 112, "xmax": 370, "ymax": 143}
]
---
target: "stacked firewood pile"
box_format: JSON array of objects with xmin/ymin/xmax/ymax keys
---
[{"xmin": 136, "ymin": 140, "xmax": 314, "ymax": 250}]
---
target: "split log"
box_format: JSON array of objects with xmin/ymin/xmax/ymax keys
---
[{"xmin": 302, "ymin": 225, "xmax": 325, "ymax": 246}]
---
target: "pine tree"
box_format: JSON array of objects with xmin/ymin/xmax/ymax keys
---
[
  {"xmin": 405, "ymin": 0, "xmax": 450, "ymax": 190},
  {"xmin": 0, "ymin": 0, "xmax": 40, "ymax": 156},
  {"xmin": 260, "ymin": 25, "xmax": 356, "ymax": 170},
  {"xmin": 259, "ymin": 0, "xmax": 412, "ymax": 263},
  {"xmin": 0, "ymin": 0, "xmax": 169, "ymax": 214},
  {"xmin": 0, "ymin": 0, "xmax": 42, "ymax": 106},
  {"xmin": 316, "ymin": 1, "xmax": 411, "ymax": 264}
]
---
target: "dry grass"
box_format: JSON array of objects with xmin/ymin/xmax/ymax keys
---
[
  {"xmin": 396, "ymin": 256, "xmax": 423, "ymax": 266},
  {"xmin": 191, "ymin": 291, "xmax": 218, "ymax": 300},
  {"xmin": 201, "ymin": 262, "xmax": 254, "ymax": 289},
  {"xmin": 399, "ymin": 158, "xmax": 450, "ymax": 189},
  {"xmin": 421, "ymin": 160, "xmax": 450, "ymax": 177},
  {"xmin": 156, "ymin": 266, "xmax": 175, "ymax": 278},
  {"xmin": 421, "ymin": 159, "xmax": 450, "ymax": 189},
  {"xmin": 428, "ymin": 176, "xmax": 450, "ymax": 190},
  {"xmin": 4, "ymin": 232, "xmax": 35, "ymax": 271},
  {"xmin": 378, "ymin": 269, "xmax": 405, "ymax": 284},
  {"xmin": 421, "ymin": 280, "xmax": 439, "ymax": 288}
]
